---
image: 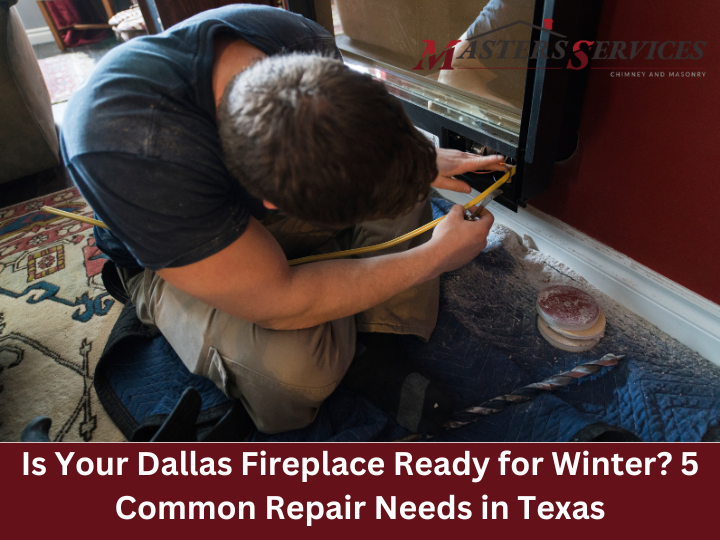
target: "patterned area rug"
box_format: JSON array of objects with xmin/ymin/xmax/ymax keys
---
[
  {"xmin": 38, "ymin": 55, "xmax": 81, "ymax": 104},
  {"xmin": 38, "ymin": 49, "xmax": 103, "ymax": 104},
  {"xmin": 0, "ymin": 188, "xmax": 123, "ymax": 441}
]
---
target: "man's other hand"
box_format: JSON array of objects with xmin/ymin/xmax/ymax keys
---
[
  {"xmin": 430, "ymin": 148, "xmax": 510, "ymax": 194},
  {"xmin": 426, "ymin": 204, "xmax": 495, "ymax": 275}
]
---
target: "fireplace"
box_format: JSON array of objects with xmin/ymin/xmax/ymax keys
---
[{"xmin": 286, "ymin": 0, "xmax": 604, "ymax": 211}]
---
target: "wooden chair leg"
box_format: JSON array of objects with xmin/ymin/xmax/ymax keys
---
[
  {"xmin": 135, "ymin": 0, "xmax": 158, "ymax": 34},
  {"xmin": 36, "ymin": 0, "xmax": 66, "ymax": 51},
  {"xmin": 100, "ymin": 0, "xmax": 117, "ymax": 21}
]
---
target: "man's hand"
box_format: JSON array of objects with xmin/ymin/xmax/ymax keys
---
[
  {"xmin": 424, "ymin": 204, "xmax": 495, "ymax": 275},
  {"xmin": 431, "ymin": 148, "xmax": 510, "ymax": 194}
]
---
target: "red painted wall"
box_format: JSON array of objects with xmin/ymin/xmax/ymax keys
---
[{"xmin": 531, "ymin": 0, "xmax": 720, "ymax": 304}]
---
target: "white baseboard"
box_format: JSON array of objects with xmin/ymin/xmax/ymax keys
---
[
  {"xmin": 25, "ymin": 26, "xmax": 55, "ymax": 46},
  {"xmin": 436, "ymin": 188, "xmax": 720, "ymax": 366}
]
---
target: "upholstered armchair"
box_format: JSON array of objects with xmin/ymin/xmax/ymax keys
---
[{"xmin": 0, "ymin": 0, "xmax": 59, "ymax": 185}]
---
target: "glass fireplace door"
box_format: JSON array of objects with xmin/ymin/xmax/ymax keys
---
[
  {"xmin": 330, "ymin": 0, "xmax": 537, "ymax": 147},
  {"xmin": 290, "ymin": 0, "xmax": 603, "ymax": 209}
]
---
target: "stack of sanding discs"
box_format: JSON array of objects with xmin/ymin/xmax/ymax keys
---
[{"xmin": 536, "ymin": 285, "xmax": 606, "ymax": 352}]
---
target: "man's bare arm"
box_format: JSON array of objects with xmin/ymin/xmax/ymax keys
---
[{"xmin": 157, "ymin": 205, "xmax": 494, "ymax": 330}]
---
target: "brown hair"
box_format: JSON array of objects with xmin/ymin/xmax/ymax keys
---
[{"xmin": 217, "ymin": 54, "xmax": 437, "ymax": 226}]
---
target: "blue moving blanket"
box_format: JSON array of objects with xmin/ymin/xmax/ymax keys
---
[{"xmin": 95, "ymin": 200, "xmax": 720, "ymax": 442}]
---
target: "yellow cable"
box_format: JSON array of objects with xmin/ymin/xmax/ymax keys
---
[
  {"xmin": 39, "ymin": 166, "xmax": 515, "ymax": 266},
  {"xmin": 40, "ymin": 206, "xmax": 109, "ymax": 229},
  {"xmin": 288, "ymin": 167, "xmax": 515, "ymax": 266}
]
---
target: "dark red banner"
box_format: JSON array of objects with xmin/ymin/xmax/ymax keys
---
[{"xmin": 1, "ymin": 443, "xmax": 713, "ymax": 538}]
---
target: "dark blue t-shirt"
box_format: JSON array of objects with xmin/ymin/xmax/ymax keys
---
[{"xmin": 61, "ymin": 5, "xmax": 339, "ymax": 270}]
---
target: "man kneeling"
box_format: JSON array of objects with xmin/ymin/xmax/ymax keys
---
[{"xmin": 62, "ymin": 5, "xmax": 507, "ymax": 434}]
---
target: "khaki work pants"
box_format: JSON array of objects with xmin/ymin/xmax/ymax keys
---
[{"xmin": 124, "ymin": 201, "xmax": 439, "ymax": 434}]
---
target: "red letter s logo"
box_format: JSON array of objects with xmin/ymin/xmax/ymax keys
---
[{"xmin": 567, "ymin": 40, "xmax": 595, "ymax": 70}]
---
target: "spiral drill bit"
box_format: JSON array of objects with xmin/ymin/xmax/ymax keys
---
[{"xmin": 444, "ymin": 353, "xmax": 624, "ymax": 429}]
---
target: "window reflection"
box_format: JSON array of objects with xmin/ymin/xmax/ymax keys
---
[{"xmin": 330, "ymin": 0, "xmax": 537, "ymax": 137}]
